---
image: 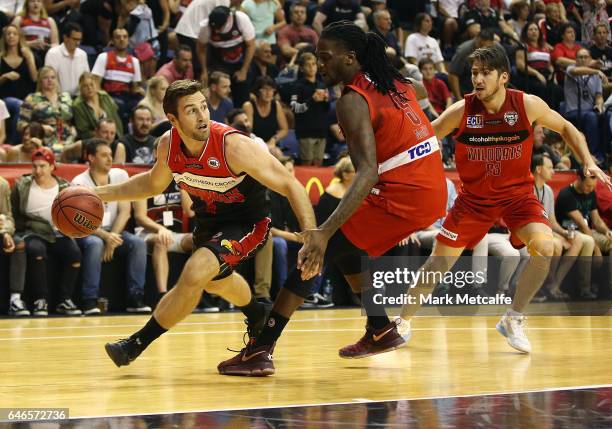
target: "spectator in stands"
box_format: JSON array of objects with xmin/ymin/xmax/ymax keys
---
[
  {"xmin": 581, "ymin": 0, "xmax": 609, "ymax": 47},
  {"xmin": 133, "ymin": 185, "xmax": 193, "ymax": 305},
  {"xmin": 18, "ymin": 66, "xmax": 76, "ymax": 153},
  {"xmin": 404, "ymin": 13, "xmax": 447, "ymax": 75},
  {"xmin": 532, "ymin": 124, "xmax": 570, "ymax": 170},
  {"xmin": 72, "ymin": 139, "xmax": 150, "ymax": 314},
  {"xmin": 532, "ymin": 154, "xmax": 593, "ymax": 299},
  {"xmin": 174, "ymin": 0, "xmax": 239, "ymax": 72},
  {"xmin": 197, "ymin": 5, "xmax": 255, "ymax": 106},
  {"xmin": 227, "ymin": 107, "xmax": 266, "ymax": 146},
  {"xmin": 448, "ymin": 28, "xmax": 495, "ymax": 100},
  {"xmin": 552, "ymin": 23, "xmax": 582, "ymax": 84},
  {"xmin": 371, "ymin": 8, "xmax": 399, "ymax": 56},
  {"xmin": 207, "ymin": 70, "xmax": 233, "ymax": 123},
  {"xmin": 0, "ymin": 176, "xmax": 28, "ymax": 316},
  {"xmin": 290, "ymin": 52, "xmax": 329, "ymax": 166},
  {"xmin": 0, "ymin": 24, "xmax": 36, "ymax": 144},
  {"xmin": 277, "ymin": 2, "xmax": 318, "ymax": 61},
  {"xmin": 92, "ymin": 28, "xmax": 145, "ymax": 124},
  {"xmin": 12, "ymin": 0, "xmax": 59, "ymax": 66},
  {"xmin": 436, "ymin": 0, "xmax": 461, "ymax": 52},
  {"xmin": 243, "ymin": 75, "xmax": 287, "ymax": 157},
  {"xmin": 312, "ymin": 0, "xmax": 366, "ymax": 35},
  {"xmin": 43, "ymin": 21, "xmax": 88, "ymax": 96},
  {"xmin": 61, "ymin": 117, "xmax": 126, "ymax": 163},
  {"xmin": 138, "ymin": 76, "xmax": 168, "ymax": 125},
  {"xmin": 241, "ymin": 0, "xmax": 285, "ymax": 44},
  {"xmin": 590, "ymin": 23, "xmax": 612, "ymax": 94},
  {"xmin": 249, "ymin": 40, "xmax": 279, "ymax": 83},
  {"xmin": 563, "ymin": 48, "xmax": 608, "ymax": 161},
  {"xmin": 515, "ymin": 21, "xmax": 563, "ymax": 111},
  {"xmin": 12, "ymin": 147, "xmax": 82, "ymax": 315},
  {"xmin": 556, "ymin": 169, "xmax": 612, "ymax": 298},
  {"xmin": 73, "ymin": 71, "xmax": 124, "ymax": 140},
  {"xmin": 121, "ymin": 105, "xmax": 155, "ymax": 164},
  {"xmin": 461, "ymin": 0, "xmax": 518, "ymax": 41},
  {"xmin": 538, "ymin": 2, "xmax": 564, "ymax": 46},
  {"xmin": 155, "ymin": 44, "xmax": 193, "ymax": 83},
  {"xmin": 507, "ymin": 0, "xmax": 530, "ymax": 37},
  {"xmin": 5, "ymin": 121, "xmax": 43, "ymax": 162},
  {"xmin": 419, "ymin": 58, "xmax": 452, "ymax": 117}
]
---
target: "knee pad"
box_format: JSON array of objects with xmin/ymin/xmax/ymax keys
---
[{"xmin": 282, "ymin": 267, "xmax": 317, "ymax": 298}]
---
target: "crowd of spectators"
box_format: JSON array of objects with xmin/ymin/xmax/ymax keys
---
[{"xmin": 0, "ymin": 0, "xmax": 611, "ymax": 315}]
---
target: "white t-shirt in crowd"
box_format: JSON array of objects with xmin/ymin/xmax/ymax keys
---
[
  {"xmin": 0, "ymin": 99, "xmax": 9, "ymax": 121},
  {"xmin": 176, "ymin": 0, "xmax": 229, "ymax": 39},
  {"xmin": 198, "ymin": 10, "xmax": 256, "ymax": 44},
  {"xmin": 26, "ymin": 180, "xmax": 59, "ymax": 227},
  {"xmin": 0, "ymin": 0, "xmax": 24, "ymax": 15},
  {"xmin": 71, "ymin": 168, "xmax": 129, "ymax": 230},
  {"xmin": 438, "ymin": 0, "xmax": 462, "ymax": 19},
  {"xmin": 404, "ymin": 33, "xmax": 444, "ymax": 64},
  {"xmin": 44, "ymin": 44, "xmax": 90, "ymax": 96},
  {"xmin": 91, "ymin": 52, "xmax": 142, "ymax": 84}
]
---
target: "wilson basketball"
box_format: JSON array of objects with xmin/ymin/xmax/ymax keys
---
[{"xmin": 52, "ymin": 186, "xmax": 104, "ymax": 238}]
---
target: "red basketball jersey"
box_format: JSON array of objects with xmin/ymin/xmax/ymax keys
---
[
  {"xmin": 340, "ymin": 72, "xmax": 447, "ymax": 250},
  {"xmin": 166, "ymin": 121, "xmax": 268, "ymax": 227},
  {"xmin": 454, "ymin": 89, "xmax": 534, "ymax": 203}
]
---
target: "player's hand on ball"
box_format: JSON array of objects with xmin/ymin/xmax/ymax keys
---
[{"xmin": 297, "ymin": 228, "xmax": 328, "ymax": 280}]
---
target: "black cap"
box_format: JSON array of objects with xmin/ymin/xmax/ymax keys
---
[{"xmin": 209, "ymin": 6, "xmax": 230, "ymax": 29}]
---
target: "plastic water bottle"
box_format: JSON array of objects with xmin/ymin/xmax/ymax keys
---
[
  {"xmin": 567, "ymin": 223, "xmax": 576, "ymax": 239},
  {"xmin": 323, "ymin": 278, "xmax": 332, "ymax": 300}
]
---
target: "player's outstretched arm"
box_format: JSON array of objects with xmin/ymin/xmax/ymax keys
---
[
  {"xmin": 317, "ymin": 91, "xmax": 379, "ymax": 237},
  {"xmin": 431, "ymin": 99, "xmax": 465, "ymax": 141},
  {"xmin": 224, "ymin": 133, "xmax": 317, "ymax": 233},
  {"xmin": 525, "ymin": 94, "xmax": 611, "ymax": 188},
  {"xmin": 96, "ymin": 133, "xmax": 175, "ymax": 202}
]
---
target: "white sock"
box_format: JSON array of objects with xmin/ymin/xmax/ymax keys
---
[
  {"xmin": 10, "ymin": 293, "xmax": 20, "ymax": 304},
  {"xmin": 506, "ymin": 309, "xmax": 522, "ymax": 317}
]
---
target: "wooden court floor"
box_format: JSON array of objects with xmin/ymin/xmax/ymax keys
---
[{"xmin": 1, "ymin": 307, "xmax": 611, "ymax": 419}]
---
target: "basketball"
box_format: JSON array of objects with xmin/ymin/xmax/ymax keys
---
[{"xmin": 52, "ymin": 186, "xmax": 104, "ymax": 238}]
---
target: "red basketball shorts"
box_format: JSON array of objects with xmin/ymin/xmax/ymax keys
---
[{"xmin": 436, "ymin": 192, "xmax": 551, "ymax": 249}]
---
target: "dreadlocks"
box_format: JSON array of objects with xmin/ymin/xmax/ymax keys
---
[{"xmin": 321, "ymin": 21, "xmax": 408, "ymax": 99}]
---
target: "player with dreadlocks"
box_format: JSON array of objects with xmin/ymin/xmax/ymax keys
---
[{"xmin": 217, "ymin": 21, "xmax": 448, "ymax": 376}]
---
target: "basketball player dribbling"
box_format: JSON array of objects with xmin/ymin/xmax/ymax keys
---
[
  {"xmin": 98, "ymin": 80, "xmax": 318, "ymax": 368},
  {"xmin": 217, "ymin": 21, "xmax": 448, "ymax": 376},
  {"xmin": 398, "ymin": 44, "xmax": 611, "ymax": 353}
]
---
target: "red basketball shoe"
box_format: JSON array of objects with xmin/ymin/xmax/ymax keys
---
[
  {"xmin": 217, "ymin": 342, "xmax": 275, "ymax": 376},
  {"xmin": 339, "ymin": 319, "xmax": 406, "ymax": 359}
]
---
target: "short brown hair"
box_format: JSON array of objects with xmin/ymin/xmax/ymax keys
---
[
  {"xmin": 468, "ymin": 44, "xmax": 510, "ymax": 76},
  {"xmin": 163, "ymin": 79, "xmax": 204, "ymax": 117}
]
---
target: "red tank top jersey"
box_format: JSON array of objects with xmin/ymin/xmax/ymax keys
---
[
  {"xmin": 454, "ymin": 89, "xmax": 534, "ymax": 203},
  {"xmin": 102, "ymin": 51, "xmax": 136, "ymax": 94},
  {"xmin": 166, "ymin": 121, "xmax": 268, "ymax": 227},
  {"xmin": 342, "ymin": 72, "xmax": 447, "ymax": 219},
  {"xmin": 20, "ymin": 16, "xmax": 51, "ymax": 44}
]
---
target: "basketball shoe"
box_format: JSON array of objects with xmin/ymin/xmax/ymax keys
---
[
  {"xmin": 217, "ymin": 342, "xmax": 275, "ymax": 376},
  {"xmin": 105, "ymin": 337, "xmax": 144, "ymax": 367},
  {"xmin": 496, "ymin": 311, "xmax": 531, "ymax": 353},
  {"xmin": 339, "ymin": 318, "xmax": 406, "ymax": 359}
]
